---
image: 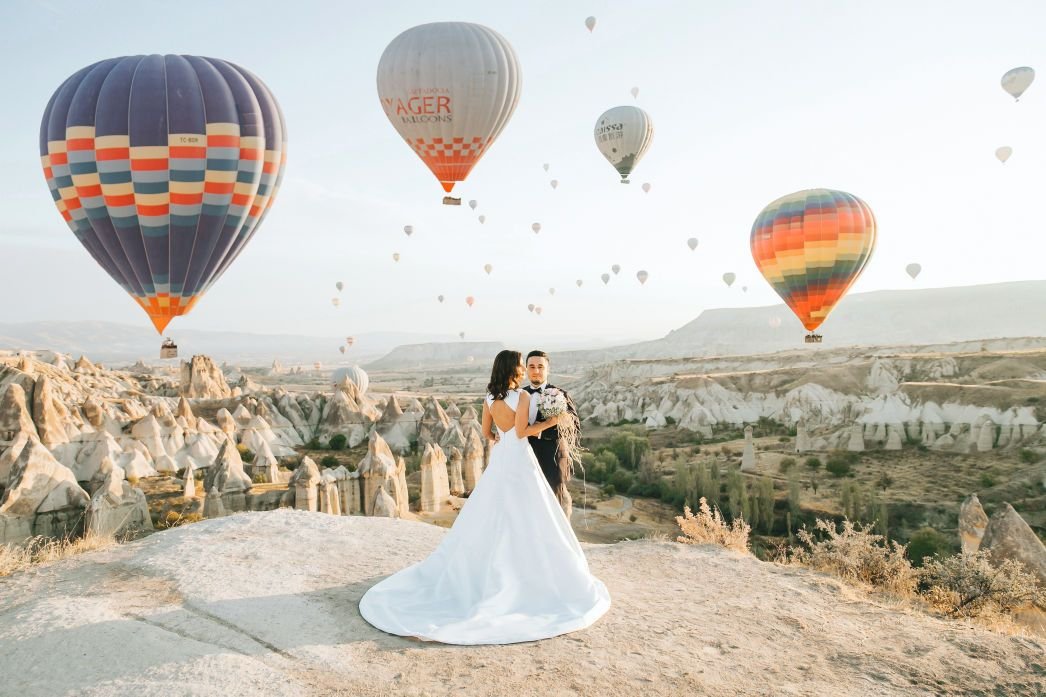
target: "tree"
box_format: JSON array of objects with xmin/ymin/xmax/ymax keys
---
[
  {"xmin": 328, "ymin": 434, "xmax": 348, "ymax": 451},
  {"xmin": 876, "ymin": 472, "xmax": 894, "ymax": 492},
  {"xmin": 805, "ymin": 456, "xmax": 822, "ymax": 472},
  {"xmin": 787, "ymin": 472, "xmax": 802, "ymax": 518},
  {"xmin": 757, "ymin": 476, "xmax": 775, "ymax": 533}
]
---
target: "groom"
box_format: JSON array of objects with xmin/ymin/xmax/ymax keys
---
[{"xmin": 523, "ymin": 350, "xmax": 578, "ymax": 519}]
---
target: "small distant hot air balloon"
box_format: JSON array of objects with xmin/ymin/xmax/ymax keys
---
[
  {"xmin": 466, "ymin": 295, "xmax": 475, "ymax": 308},
  {"xmin": 377, "ymin": 23, "xmax": 521, "ymax": 197},
  {"xmin": 478, "ymin": 215, "xmax": 486, "ymax": 224},
  {"xmin": 906, "ymin": 263, "xmax": 922, "ymax": 279},
  {"xmin": 594, "ymin": 106, "xmax": 654, "ymax": 183},
  {"xmin": 642, "ymin": 182, "xmax": 651, "ymax": 193},
  {"xmin": 437, "ymin": 294, "xmax": 445, "ymax": 303},
  {"xmin": 346, "ymin": 336, "xmax": 355, "ymax": 346},
  {"xmin": 339, "ymin": 346, "xmax": 346, "ymax": 354},
  {"xmin": 336, "ymin": 281, "xmax": 344, "ymax": 291},
  {"xmin": 466, "ymin": 355, "xmax": 475, "ymax": 363},
  {"xmin": 996, "ymin": 146, "xmax": 1013, "ymax": 163},
  {"xmin": 550, "ymin": 179, "xmax": 558, "ymax": 189},
  {"xmin": 612, "ymin": 264, "xmax": 621, "ymax": 275},
  {"xmin": 751, "ymin": 188, "xmax": 877, "ymax": 342},
  {"xmin": 469, "ymin": 200, "xmax": 478, "ymax": 210},
  {"xmin": 601, "ymin": 273, "xmax": 610, "ymax": 285},
  {"xmin": 630, "ymin": 86, "xmax": 639, "ymax": 99},
  {"xmin": 585, "ymin": 16, "xmax": 596, "ymax": 32},
  {"xmin": 459, "ymin": 331, "xmax": 465, "ymax": 339},
  {"xmin": 484, "ymin": 263, "xmax": 493, "ymax": 275},
  {"xmin": 1001, "ymin": 66, "xmax": 1035, "ymax": 100},
  {"xmin": 742, "ymin": 286, "xmax": 748, "ymax": 293},
  {"xmin": 331, "ymin": 298, "xmax": 341, "ymax": 307},
  {"xmin": 535, "ymin": 306, "xmax": 543, "ymax": 315},
  {"xmin": 548, "ymin": 287, "xmax": 555, "ymax": 295},
  {"xmin": 687, "ymin": 238, "xmax": 698, "ymax": 251},
  {"xmin": 528, "ymin": 303, "xmax": 535, "ymax": 312},
  {"xmin": 543, "ymin": 163, "xmax": 550, "ymax": 172},
  {"xmin": 576, "ymin": 279, "xmax": 583, "ymax": 287},
  {"xmin": 404, "ymin": 225, "xmax": 413, "ymax": 236},
  {"xmin": 722, "ymin": 272, "xmax": 736, "ymax": 287},
  {"xmin": 392, "ymin": 252, "xmax": 401, "ymax": 262},
  {"xmin": 532, "ymin": 222, "xmax": 541, "ymax": 234},
  {"xmin": 636, "ymin": 270, "xmax": 649, "ymax": 284}
]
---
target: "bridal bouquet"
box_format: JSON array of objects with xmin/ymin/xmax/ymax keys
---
[
  {"xmin": 536, "ymin": 388, "xmax": 569, "ymax": 420},
  {"xmin": 536, "ymin": 388, "xmax": 585, "ymax": 472}
]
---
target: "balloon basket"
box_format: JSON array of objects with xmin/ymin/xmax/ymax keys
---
[
  {"xmin": 442, "ymin": 196, "xmax": 462, "ymax": 206},
  {"xmin": 160, "ymin": 338, "xmax": 178, "ymax": 359},
  {"xmin": 804, "ymin": 333, "xmax": 823, "ymax": 344}
]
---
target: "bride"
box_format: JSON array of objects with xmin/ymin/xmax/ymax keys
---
[{"xmin": 358, "ymin": 349, "xmax": 611, "ymax": 645}]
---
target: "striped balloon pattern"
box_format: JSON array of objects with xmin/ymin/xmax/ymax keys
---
[
  {"xmin": 40, "ymin": 55, "xmax": 287, "ymax": 334},
  {"xmin": 750, "ymin": 189, "xmax": 876, "ymax": 333}
]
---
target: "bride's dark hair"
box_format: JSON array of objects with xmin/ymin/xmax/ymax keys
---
[{"xmin": 486, "ymin": 350, "xmax": 522, "ymax": 400}]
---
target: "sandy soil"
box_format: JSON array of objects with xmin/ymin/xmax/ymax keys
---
[{"xmin": 1, "ymin": 509, "xmax": 1043, "ymax": 697}]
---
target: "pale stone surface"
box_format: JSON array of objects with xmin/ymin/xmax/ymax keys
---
[
  {"xmin": 289, "ymin": 456, "xmax": 321, "ymax": 513},
  {"xmin": 958, "ymin": 494, "xmax": 989, "ymax": 555},
  {"xmin": 419, "ymin": 443, "xmax": 451, "ymax": 513},
  {"xmin": 85, "ymin": 458, "xmax": 152, "ymax": 537},
  {"xmin": 31, "ymin": 375, "xmax": 70, "ymax": 449},
  {"xmin": 448, "ymin": 446, "xmax": 465, "ymax": 496},
  {"xmin": 462, "ymin": 427, "xmax": 486, "ymax": 492},
  {"xmin": 740, "ymin": 425, "xmax": 756, "ymax": 472},
  {"xmin": 358, "ymin": 431, "xmax": 400, "ymax": 516},
  {"xmin": 179, "ymin": 355, "xmax": 232, "ymax": 399},
  {"xmin": 0, "ymin": 384, "xmax": 37, "ymax": 443},
  {"xmin": 884, "ymin": 425, "xmax": 903, "ymax": 451},
  {"xmin": 847, "ymin": 422, "xmax": 865, "ymax": 452},
  {"xmin": 980, "ymin": 503, "xmax": 1046, "ymax": 586},
  {"xmin": 0, "ymin": 439, "xmax": 89, "ymax": 518}
]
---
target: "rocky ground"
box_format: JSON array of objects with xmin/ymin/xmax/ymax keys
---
[{"xmin": 1, "ymin": 509, "xmax": 1043, "ymax": 697}]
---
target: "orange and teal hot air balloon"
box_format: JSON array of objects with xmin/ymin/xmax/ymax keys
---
[
  {"xmin": 750, "ymin": 188, "xmax": 876, "ymax": 340},
  {"xmin": 40, "ymin": 55, "xmax": 287, "ymax": 335}
]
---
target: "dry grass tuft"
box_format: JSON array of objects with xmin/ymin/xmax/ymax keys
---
[
  {"xmin": 0, "ymin": 532, "xmax": 118, "ymax": 578},
  {"xmin": 675, "ymin": 497, "xmax": 750, "ymax": 553},
  {"xmin": 919, "ymin": 549, "xmax": 1046, "ymax": 618}
]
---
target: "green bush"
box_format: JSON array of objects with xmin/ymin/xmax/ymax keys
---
[
  {"xmin": 804, "ymin": 456, "xmax": 822, "ymax": 471},
  {"xmin": 1018, "ymin": 448, "xmax": 1041, "ymax": 464},
  {"xmin": 601, "ymin": 483, "xmax": 616, "ymax": 497},
  {"xmin": 979, "ymin": 473, "xmax": 996, "ymax": 488},
  {"xmin": 305, "ymin": 437, "xmax": 323, "ymax": 450},
  {"xmin": 328, "ymin": 434, "xmax": 348, "ymax": 451},
  {"xmin": 905, "ymin": 527, "xmax": 953, "ymax": 566},
  {"xmin": 609, "ymin": 469, "xmax": 635, "ymax": 492},
  {"xmin": 320, "ymin": 455, "xmax": 338, "ymax": 468},
  {"xmin": 236, "ymin": 444, "xmax": 255, "ymax": 464},
  {"xmin": 825, "ymin": 455, "xmax": 852, "ymax": 478},
  {"xmin": 779, "ymin": 457, "xmax": 796, "ymax": 473}
]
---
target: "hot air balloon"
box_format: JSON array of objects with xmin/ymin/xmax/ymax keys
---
[
  {"xmin": 331, "ymin": 297, "xmax": 341, "ymax": 307},
  {"xmin": 594, "ymin": 106, "xmax": 654, "ymax": 183},
  {"xmin": 404, "ymin": 225, "xmax": 413, "ymax": 236},
  {"xmin": 392, "ymin": 252, "xmax": 400, "ymax": 262},
  {"xmin": 548, "ymin": 287, "xmax": 555, "ymax": 295},
  {"xmin": 576, "ymin": 279, "xmax": 583, "ymax": 287},
  {"xmin": 339, "ymin": 346, "xmax": 346, "ymax": 354},
  {"xmin": 437, "ymin": 294, "xmax": 445, "ymax": 303},
  {"xmin": 750, "ymin": 188, "xmax": 877, "ymax": 343},
  {"xmin": 636, "ymin": 270, "xmax": 648, "ymax": 284},
  {"xmin": 1001, "ymin": 67, "xmax": 1035, "ymax": 100},
  {"xmin": 336, "ymin": 281, "xmax": 344, "ymax": 291},
  {"xmin": 465, "ymin": 295, "xmax": 475, "ymax": 308},
  {"xmin": 687, "ymin": 237, "xmax": 698, "ymax": 251},
  {"xmin": 906, "ymin": 263, "xmax": 922, "ymax": 279},
  {"xmin": 722, "ymin": 272, "xmax": 736, "ymax": 287},
  {"xmin": 478, "ymin": 215, "xmax": 486, "ymax": 224},
  {"xmin": 484, "ymin": 263, "xmax": 493, "ymax": 275},
  {"xmin": 528, "ymin": 303, "xmax": 535, "ymax": 313},
  {"xmin": 550, "ymin": 179, "xmax": 558, "ymax": 189},
  {"xmin": 543, "ymin": 163, "xmax": 550, "ymax": 172},
  {"xmin": 39, "ymin": 55, "xmax": 287, "ymax": 348},
  {"xmin": 469, "ymin": 199, "xmax": 478, "ymax": 210},
  {"xmin": 332, "ymin": 365, "xmax": 369, "ymax": 395},
  {"xmin": 377, "ymin": 23, "xmax": 521, "ymax": 198},
  {"xmin": 601, "ymin": 273, "xmax": 610, "ymax": 285},
  {"xmin": 346, "ymin": 336, "xmax": 355, "ymax": 346},
  {"xmin": 742, "ymin": 286, "xmax": 748, "ymax": 293},
  {"xmin": 585, "ymin": 16, "xmax": 596, "ymax": 32},
  {"xmin": 630, "ymin": 86, "xmax": 639, "ymax": 99},
  {"xmin": 535, "ymin": 306, "xmax": 543, "ymax": 315},
  {"xmin": 642, "ymin": 182, "xmax": 651, "ymax": 193},
  {"xmin": 612, "ymin": 264, "xmax": 621, "ymax": 275},
  {"xmin": 459, "ymin": 331, "xmax": 465, "ymax": 339},
  {"xmin": 996, "ymin": 146, "xmax": 1012, "ymax": 163}
]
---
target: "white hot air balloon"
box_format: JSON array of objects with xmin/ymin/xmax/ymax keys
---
[
  {"xmin": 528, "ymin": 303, "xmax": 535, "ymax": 313},
  {"xmin": 459, "ymin": 331, "xmax": 465, "ymax": 339},
  {"xmin": 335, "ymin": 281, "xmax": 343, "ymax": 291},
  {"xmin": 332, "ymin": 365, "xmax": 370, "ymax": 395},
  {"xmin": 550, "ymin": 179, "xmax": 558, "ymax": 189},
  {"xmin": 331, "ymin": 297, "xmax": 341, "ymax": 307},
  {"xmin": 392, "ymin": 252, "xmax": 401, "ymax": 262},
  {"xmin": 1001, "ymin": 66, "xmax": 1035, "ymax": 100},
  {"xmin": 535, "ymin": 306, "xmax": 543, "ymax": 315},
  {"xmin": 594, "ymin": 105, "xmax": 654, "ymax": 183},
  {"xmin": 642, "ymin": 182, "xmax": 651, "ymax": 193},
  {"xmin": 403, "ymin": 225, "xmax": 413, "ymax": 236},
  {"xmin": 636, "ymin": 270, "xmax": 649, "ymax": 284},
  {"xmin": 469, "ymin": 199, "xmax": 478, "ymax": 210},
  {"xmin": 601, "ymin": 273, "xmax": 610, "ymax": 285},
  {"xmin": 548, "ymin": 287, "xmax": 555, "ymax": 295},
  {"xmin": 630, "ymin": 86, "xmax": 639, "ymax": 99},
  {"xmin": 543, "ymin": 163, "xmax": 550, "ymax": 172},
  {"xmin": 377, "ymin": 23, "xmax": 521, "ymax": 197},
  {"xmin": 612, "ymin": 264, "xmax": 621, "ymax": 275},
  {"xmin": 484, "ymin": 263, "xmax": 493, "ymax": 275},
  {"xmin": 585, "ymin": 16, "xmax": 596, "ymax": 32},
  {"xmin": 906, "ymin": 263, "xmax": 922, "ymax": 280},
  {"xmin": 532, "ymin": 222, "xmax": 541, "ymax": 234},
  {"xmin": 996, "ymin": 146, "xmax": 1013, "ymax": 163},
  {"xmin": 576, "ymin": 279, "xmax": 583, "ymax": 288},
  {"xmin": 437, "ymin": 294, "xmax": 445, "ymax": 303},
  {"xmin": 722, "ymin": 272, "xmax": 736, "ymax": 287},
  {"xmin": 478, "ymin": 215, "xmax": 486, "ymax": 224},
  {"xmin": 339, "ymin": 346, "xmax": 346, "ymax": 354},
  {"xmin": 687, "ymin": 237, "xmax": 698, "ymax": 251}
]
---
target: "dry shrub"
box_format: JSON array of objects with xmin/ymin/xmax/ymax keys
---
[
  {"xmin": 675, "ymin": 496, "xmax": 750, "ymax": 553},
  {"xmin": 790, "ymin": 518, "xmax": 918, "ymax": 596},
  {"xmin": 156, "ymin": 510, "xmax": 203, "ymax": 529},
  {"xmin": 0, "ymin": 532, "xmax": 117, "ymax": 578},
  {"xmin": 919, "ymin": 550, "xmax": 1046, "ymax": 618}
]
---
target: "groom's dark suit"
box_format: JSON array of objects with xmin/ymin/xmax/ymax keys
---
[{"xmin": 523, "ymin": 383, "xmax": 579, "ymax": 494}]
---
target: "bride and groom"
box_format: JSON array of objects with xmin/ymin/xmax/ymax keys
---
[{"xmin": 359, "ymin": 350, "xmax": 611, "ymax": 645}]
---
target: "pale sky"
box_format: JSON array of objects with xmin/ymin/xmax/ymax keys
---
[{"xmin": 1, "ymin": 0, "xmax": 1044, "ymax": 347}]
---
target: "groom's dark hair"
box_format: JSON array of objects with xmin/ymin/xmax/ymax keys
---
[{"xmin": 526, "ymin": 350, "xmax": 549, "ymax": 364}]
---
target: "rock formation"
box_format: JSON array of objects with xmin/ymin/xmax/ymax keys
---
[
  {"xmin": 958, "ymin": 494, "xmax": 989, "ymax": 555},
  {"xmin": 180, "ymin": 355, "xmax": 232, "ymax": 399},
  {"xmin": 419, "ymin": 444, "xmax": 451, "ymax": 513},
  {"xmin": 740, "ymin": 426, "xmax": 756, "ymax": 472},
  {"xmin": 85, "ymin": 458, "xmax": 152, "ymax": 537},
  {"xmin": 980, "ymin": 503, "xmax": 1046, "ymax": 586}
]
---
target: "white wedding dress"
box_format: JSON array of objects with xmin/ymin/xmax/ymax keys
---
[{"xmin": 358, "ymin": 388, "xmax": 611, "ymax": 645}]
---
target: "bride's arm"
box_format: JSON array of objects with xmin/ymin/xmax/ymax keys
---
[
  {"xmin": 515, "ymin": 391, "xmax": 559, "ymax": 439},
  {"xmin": 481, "ymin": 400, "xmax": 497, "ymax": 442}
]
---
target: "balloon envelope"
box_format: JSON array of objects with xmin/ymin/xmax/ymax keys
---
[
  {"xmin": 478, "ymin": 215, "xmax": 486, "ymax": 224},
  {"xmin": 532, "ymin": 222, "xmax": 541, "ymax": 234},
  {"xmin": 548, "ymin": 287, "xmax": 555, "ymax": 295},
  {"xmin": 331, "ymin": 298, "xmax": 340, "ymax": 307},
  {"xmin": 612, "ymin": 264, "xmax": 621, "ymax": 275},
  {"xmin": 346, "ymin": 336, "xmax": 355, "ymax": 346},
  {"xmin": 722, "ymin": 272, "xmax": 736, "ymax": 287},
  {"xmin": 404, "ymin": 225, "xmax": 413, "ymax": 236},
  {"xmin": 465, "ymin": 295, "xmax": 474, "ymax": 307},
  {"xmin": 543, "ymin": 163, "xmax": 550, "ymax": 172},
  {"xmin": 484, "ymin": 263, "xmax": 492, "ymax": 274},
  {"xmin": 1001, "ymin": 66, "xmax": 1035, "ymax": 100},
  {"xmin": 339, "ymin": 346, "xmax": 346, "ymax": 354},
  {"xmin": 377, "ymin": 22, "xmax": 521, "ymax": 194},
  {"xmin": 469, "ymin": 199, "xmax": 478, "ymax": 210},
  {"xmin": 601, "ymin": 273, "xmax": 610, "ymax": 285},
  {"xmin": 687, "ymin": 237, "xmax": 698, "ymax": 251},
  {"xmin": 39, "ymin": 55, "xmax": 287, "ymax": 334},
  {"xmin": 332, "ymin": 365, "xmax": 369, "ymax": 395},
  {"xmin": 636, "ymin": 270, "xmax": 648, "ymax": 284},
  {"xmin": 906, "ymin": 263, "xmax": 922, "ymax": 279},
  {"xmin": 630, "ymin": 86, "xmax": 639, "ymax": 99},
  {"xmin": 594, "ymin": 105, "xmax": 654, "ymax": 183},
  {"xmin": 336, "ymin": 281, "xmax": 344, "ymax": 291},
  {"xmin": 459, "ymin": 331, "xmax": 465, "ymax": 339},
  {"xmin": 535, "ymin": 306, "xmax": 542, "ymax": 315},
  {"xmin": 392, "ymin": 252, "xmax": 400, "ymax": 262},
  {"xmin": 576, "ymin": 279, "xmax": 583, "ymax": 287},
  {"xmin": 528, "ymin": 303, "xmax": 535, "ymax": 312},
  {"xmin": 750, "ymin": 188, "xmax": 876, "ymax": 332},
  {"xmin": 550, "ymin": 179, "xmax": 558, "ymax": 189},
  {"xmin": 996, "ymin": 146, "xmax": 1012, "ymax": 163},
  {"xmin": 437, "ymin": 294, "xmax": 444, "ymax": 303},
  {"xmin": 642, "ymin": 182, "xmax": 651, "ymax": 193},
  {"xmin": 585, "ymin": 16, "xmax": 596, "ymax": 32}
]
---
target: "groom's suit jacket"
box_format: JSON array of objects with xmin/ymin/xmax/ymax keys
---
[{"xmin": 523, "ymin": 384, "xmax": 579, "ymax": 443}]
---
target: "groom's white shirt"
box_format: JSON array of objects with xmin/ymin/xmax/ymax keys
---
[{"xmin": 527, "ymin": 382, "xmax": 547, "ymax": 425}]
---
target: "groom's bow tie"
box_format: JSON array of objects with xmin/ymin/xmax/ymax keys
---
[{"xmin": 525, "ymin": 385, "xmax": 544, "ymax": 394}]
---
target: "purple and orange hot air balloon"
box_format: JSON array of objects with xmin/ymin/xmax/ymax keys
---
[
  {"xmin": 750, "ymin": 188, "xmax": 876, "ymax": 342},
  {"xmin": 40, "ymin": 55, "xmax": 287, "ymax": 344}
]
